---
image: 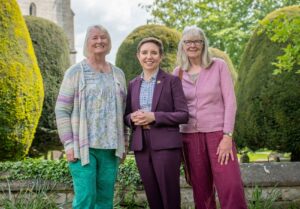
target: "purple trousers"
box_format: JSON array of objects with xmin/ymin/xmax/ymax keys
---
[
  {"xmin": 182, "ymin": 131, "xmax": 247, "ymax": 209},
  {"xmin": 134, "ymin": 130, "xmax": 181, "ymax": 209}
]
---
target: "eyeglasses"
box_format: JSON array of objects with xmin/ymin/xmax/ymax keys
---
[{"xmin": 183, "ymin": 40, "xmax": 204, "ymax": 46}]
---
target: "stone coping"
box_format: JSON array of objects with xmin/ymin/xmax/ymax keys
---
[
  {"xmin": 240, "ymin": 162, "xmax": 300, "ymax": 187},
  {"xmin": 1, "ymin": 162, "xmax": 300, "ymax": 192},
  {"xmin": 0, "ymin": 180, "xmax": 72, "ymax": 192}
]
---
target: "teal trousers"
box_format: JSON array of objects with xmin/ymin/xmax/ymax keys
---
[{"xmin": 69, "ymin": 148, "xmax": 119, "ymax": 209}]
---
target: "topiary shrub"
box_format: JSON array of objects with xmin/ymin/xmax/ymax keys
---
[
  {"xmin": 116, "ymin": 24, "xmax": 181, "ymax": 82},
  {"xmin": 0, "ymin": 0, "xmax": 44, "ymax": 161},
  {"xmin": 24, "ymin": 16, "xmax": 70, "ymax": 154},
  {"xmin": 235, "ymin": 6, "xmax": 300, "ymax": 161}
]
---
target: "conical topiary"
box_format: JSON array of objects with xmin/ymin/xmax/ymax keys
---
[
  {"xmin": 235, "ymin": 6, "xmax": 300, "ymax": 161},
  {"xmin": 0, "ymin": 0, "xmax": 44, "ymax": 160}
]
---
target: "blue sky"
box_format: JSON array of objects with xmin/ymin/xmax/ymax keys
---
[{"xmin": 71, "ymin": 0, "xmax": 153, "ymax": 64}]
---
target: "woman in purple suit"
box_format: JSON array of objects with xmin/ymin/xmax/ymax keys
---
[{"xmin": 124, "ymin": 37, "xmax": 188, "ymax": 209}]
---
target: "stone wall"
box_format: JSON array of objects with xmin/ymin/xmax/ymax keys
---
[
  {"xmin": 1, "ymin": 162, "xmax": 300, "ymax": 208},
  {"xmin": 240, "ymin": 162, "xmax": 300, "ymax": 208}
]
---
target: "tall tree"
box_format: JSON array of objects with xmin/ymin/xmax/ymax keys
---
[{"xmin": 141, "ymin": 0, "xmax": 299, "ymax": 67}]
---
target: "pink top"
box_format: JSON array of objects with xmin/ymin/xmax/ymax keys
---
[{"xmin": 173, "ymin": 58, "xmax": 237, "ymax": 133}]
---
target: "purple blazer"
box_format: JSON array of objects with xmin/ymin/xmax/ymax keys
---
[{"xmin": 124, "ymin": 69, "xmax": 188, "ymax": 151}]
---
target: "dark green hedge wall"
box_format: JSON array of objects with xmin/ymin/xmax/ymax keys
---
[{"xmin": 24, "ymin": 16, "xmax": 70, "ymax": 151}]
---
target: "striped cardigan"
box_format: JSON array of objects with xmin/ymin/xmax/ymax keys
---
[{"xmin": 55, "ymin": 60, "xmax": 128, "ymax": 166}]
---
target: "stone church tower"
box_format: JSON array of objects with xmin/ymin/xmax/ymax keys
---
[{"xmin": 17, "ymin": 0, "xmax": 76, "ymax": 64}]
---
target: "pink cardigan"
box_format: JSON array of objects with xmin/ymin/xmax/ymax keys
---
[{"xmin": 173, "ymin": 58, "xmax": 237, "ymax": 133}]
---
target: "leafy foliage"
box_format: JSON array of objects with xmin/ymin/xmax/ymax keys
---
[
  {"xmin": 0, "ymin": 158, "xmax": 72, "ymax": 184},
  {"xmin": 0, "ymin": 0, "xmax": 44, "ymax": 161},
  {"xmin": 116, "ymin": 24, "xmax": 180, "ymax": 82},
  {"xmin": 141, "ymin": 0, "xmax": 299, "ymax": 67},
  {"xmin": 235, "ymin": 6, "xmax": 300, "ymax": 161},
  {"xmin": 259, "ymin": 11, "xmax": 300, "ymax": 74},
  {"xmin": 248, "ymin": 185, "xmax": 280, "ymax": 209},
  {"xmin": 115, "ymin": 156, "xmax": 143, "ymax": 207},
  {"xmin": 24, "ymin": 16, "xmax": 70, "ymax": 153}
]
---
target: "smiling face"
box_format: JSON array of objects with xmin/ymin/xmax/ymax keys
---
[
  {"xmin": 86, "ymin": 27, "xmax": 110, "ymax": 57},
  {"xmin": 137, "ymin": 42, "xmax": 162, "ymax": 73},
  {"xmin": 182, "ymin": 34, "xmax": 204, "ymax": 60}
]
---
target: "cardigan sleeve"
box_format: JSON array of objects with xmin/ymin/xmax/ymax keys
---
[
  {"xmin": 219, "ymin": 61, "xmax": 237, "ymax": 133},
  {"xmin": 55, "ymin": 70, "xmax": 75, "ymax": 151}
]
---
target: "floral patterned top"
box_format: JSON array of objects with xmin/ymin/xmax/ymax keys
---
[{"xmin": 83, "ymin": 61, "xmax": 118, "ymax": 149}]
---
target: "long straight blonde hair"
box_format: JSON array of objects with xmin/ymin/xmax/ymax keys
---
[{"xmin": 177, "ymin": 26, "xmax": 212, "ymax": 71}]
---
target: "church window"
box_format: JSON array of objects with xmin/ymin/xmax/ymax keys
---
[{"xmin": 29, "ymin": 3, "xmax": 37, "ymax": 16}]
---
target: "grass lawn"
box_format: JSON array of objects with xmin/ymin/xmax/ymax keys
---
[{"xmin": 238, "ymin": 149, "xmax": 291, "ymax": 162}]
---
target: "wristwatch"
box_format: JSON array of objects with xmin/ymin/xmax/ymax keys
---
[{"xmin": 223, "ymin": 132, "xmax": 233, "ymax": 137}]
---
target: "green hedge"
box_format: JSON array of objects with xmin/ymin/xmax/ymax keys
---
[
  {"xmin": 0, "ymin": 158, "xmax": 71, "ymax": 183},
  {"xmin": 235, "ymin": 6, "xmax": 300, "ymax": 161},
  {"xmin": 116, "ymin": 24, "xmax": 181, "ymax": 82},
  {"xmin": 0, "ymin": 157, "xmax": 140, "ymax": 185},
  {"xmin": 0, "ymin": 0, "xmax": 44, "ymax": 161},
  {"xmin": 24, "ymin": 16, "xmax": 70, "ymax": 154}
]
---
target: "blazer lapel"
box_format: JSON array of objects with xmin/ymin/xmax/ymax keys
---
[
  {"xmin": 151, "ymin": 69, "xmax": 165, "ymax": 111},
  {"xmin": 132, "ymin": 77, "xmax": 142, "ymax": 110}
]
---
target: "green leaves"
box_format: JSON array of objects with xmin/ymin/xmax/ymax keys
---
[
  {"xmin": 115, "ymin": 156, "xmax": 142, "ymax": 207},
  {"xmin": 248, "ymin": 185, "xmax": 280, "ymax": 209},
  {"xmin": 261, "ymin": 14, "xmax": 300, "ymax": 74},
  {"xmin": 0, "ymin": 158, "xmax": 72, "ymax": 184}
]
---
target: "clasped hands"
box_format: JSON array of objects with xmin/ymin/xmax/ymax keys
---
[{"xmin": 130, "ymin": 109, "xmax": 155, "ymax": 126}]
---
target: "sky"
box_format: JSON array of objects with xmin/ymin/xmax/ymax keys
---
[{"xmin": 71, "ymin": 0, "xmax": 153, "ymax": 64}]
